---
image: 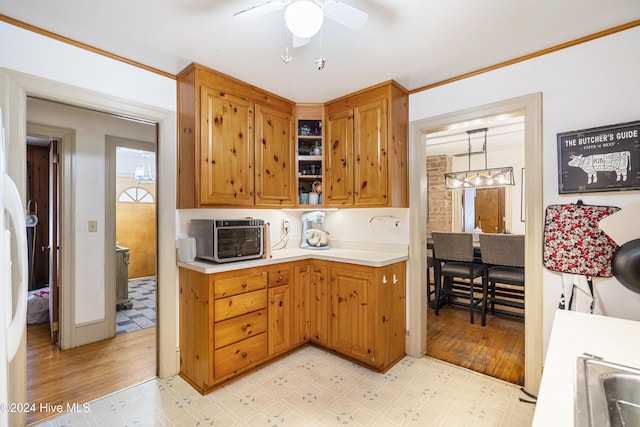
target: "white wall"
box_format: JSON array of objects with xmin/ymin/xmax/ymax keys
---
[
  {"xmin": 28, "ymin": 98, "xmax": 156, "ymax": 325},
  {"xmin": 176, "ymin": 208, "xmax": 409, "ymax": 251},
  {"xmin": 410, "ymin": 26, "xmax": 640, "ymax": 352}
]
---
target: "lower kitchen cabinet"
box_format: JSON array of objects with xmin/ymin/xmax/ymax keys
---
[
  {"xmin": 179, "ymin": 259, "xmax": 406, "ymax": 394},
  {"xmin": 330, "ymin": 261, "xmax": 406, "ymax": 371},
  {"xmin": 267, "ymin": 264, "xmax": 293, "ymax": 356},
  {"xmin": 292, "ymin": 261, "xmax": 312, "ymax": 345},
  {"xmin": 309, "ymin": 260, "xmax": 330, "ymax": 346}
]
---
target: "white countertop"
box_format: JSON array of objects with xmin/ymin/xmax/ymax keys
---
[
  {"xmin": 177, "ymin": 246, "xmax": 408, "ymax": 274},
  {"xmin": 532, "ymin": 310, "xmax": 640, "ymax": 426}
]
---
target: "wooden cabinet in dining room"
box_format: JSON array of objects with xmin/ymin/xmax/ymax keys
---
[
  {"xmin": 324, "ymin": 81, "xmax": 409, "ymax": 208},
  {"xmin": 177, "ymin": 63, "xmax": 296, "ymax": 208}
]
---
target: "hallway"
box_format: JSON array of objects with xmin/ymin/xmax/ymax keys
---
[{"xmin": 26, "ymin": 323, "xmax": 155, "ymax": 425}]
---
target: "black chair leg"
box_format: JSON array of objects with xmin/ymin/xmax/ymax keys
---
[
  {"xmin": 426, "ymin": 267, "xmax": 432, "ymax": 304},
  {"xmin": 481, "ymin": 275, "xmax": 488, "ymax": 326},
  {"xmin": 469, "ymin": 278, "xmax": 475, "ymax": 324},
  {"xmin": 434, "ymin": 271, "xmax": 441, "ymax": 316}
]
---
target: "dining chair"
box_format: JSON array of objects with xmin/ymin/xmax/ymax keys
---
[
  {"xmin": 479, "ymin": 234, "xmax": 525, "ymax": 319},
  {"xmin": 431, "ymin": 232, "xmax": 486, "ymax": 325}
]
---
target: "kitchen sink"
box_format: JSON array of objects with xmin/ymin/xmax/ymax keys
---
[{"xmin": 575, "ymin": 355, "xmax": 640, "ymax": 427}]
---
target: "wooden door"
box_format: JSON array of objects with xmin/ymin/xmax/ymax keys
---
[
  {"xmin": 292, "ymin": 263, "xmax": 311, "ymax": 345},
  {"xmin": 324, "ymin": 109, "xmax": 353, "ymax": 206},
  {"xmin": 254, "ymin": 104, "xmax": 296, "ymax": 207},
  {"xmin": 353, "ymin": 98, "xmax": 388, "ymax": 206},
  {"xmin": 309, "ymin": 262, "xmax": 330, "ymax": 346},
  {"xmin": 475, "ymin": 187, "xmax": 505, "ymax": 233},
  {"xmin": 199, "ymin": 85, "xmax": 254, "ymax": 205},
  {"xmin": 48, "ymin": 141, "xmax": 59, "ymax": 345},
  {"xmin": 267, "ymin": 284, "xmax": 291, "ymax": 356},
  {"xmin": 26, "ymin": 145, "xmax": 49, "ymax": 290},
  {"xmin": 330, "ymin": 264, "xmax": 375, "ymax": 363}
]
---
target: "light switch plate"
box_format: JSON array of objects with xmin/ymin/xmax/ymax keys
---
[{"xmin": 88, "ymin": 220, "xmax": 98, "ymax": 232}]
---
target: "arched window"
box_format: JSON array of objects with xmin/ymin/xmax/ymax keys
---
[{"xmin": 118, "ymin": 187, "xmax": 154, "ymax": 203}]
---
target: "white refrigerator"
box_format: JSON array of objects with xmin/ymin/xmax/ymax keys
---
[{"xmin": 0, "ymin": 107, "xmax": 28, "ymax": 427}]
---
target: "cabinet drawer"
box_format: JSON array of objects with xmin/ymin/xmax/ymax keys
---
[
  {"xmin": 214, "ymin": 289, "xmax": 267, "ymax": 322},
  {"xmin": 214, "ymin": 333, "xmax": 267, "ymax": 379},
  {"xmin": 268, "ymin": 268, "xmax": 290, "ymax": 287},
  {"xmin": 214, "ymin": 272, "xmax": 267, "ymax": 299},
  {"xmin": 214, "ymin": 309, "xmax": 267, "ymax": 349}
]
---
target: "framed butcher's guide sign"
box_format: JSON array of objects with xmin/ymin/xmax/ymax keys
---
[{"xmin": 557, "ymin": 120, "xmax": 640, "ymax": 194}]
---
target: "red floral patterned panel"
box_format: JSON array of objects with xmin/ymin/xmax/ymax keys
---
[{"xmin": 543, "ymin": 203, "xmax": 620, "ymax": 277}]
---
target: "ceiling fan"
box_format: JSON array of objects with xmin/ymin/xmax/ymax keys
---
[{"xmin": 233, "ymin": 0, "xmax": 368, "ymax": 48}]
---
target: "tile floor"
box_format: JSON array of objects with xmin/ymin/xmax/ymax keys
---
[
  {"xmin": 35, "ymin": 346, "xmax": 535, "ymax": 426},
  {"xmin": 116, "ymin": 277, "xmax": 156, "ymax": 335}
]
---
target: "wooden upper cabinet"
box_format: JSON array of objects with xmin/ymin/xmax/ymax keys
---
[
  {"xmin": 177, "ymin": 63, "xmax": 296, "ymax": 208},
  {"xmin": 324, "ymin": 81, "xmax": 408, "ymax": 208},
  {"xmin": 254, "ymin": 104, "xmax": 296, "ymax": 207},
  {"xmin": 200, "ymin": 85, "xmax": 254, "ymax": 206},
  {"xmin": 325, "ymin": 109, "xmax": 353, "ymax": 206},
  {"xmin": 354, "ymin": 98, "xmax": 388, "ymax": 206}
]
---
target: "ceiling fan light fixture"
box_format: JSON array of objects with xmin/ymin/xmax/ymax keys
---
[{"xmin": 285, "ymin": 1, "xmax": 324, "ymax": 39}]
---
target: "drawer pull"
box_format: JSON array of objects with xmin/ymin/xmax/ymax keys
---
[
  {"xmin": 241, "ymin": 352, "xmax": 248, "ymax": 358},
  {"xmin": 241, "ymin": 282, "xmax": 248, "ymax": 288}
]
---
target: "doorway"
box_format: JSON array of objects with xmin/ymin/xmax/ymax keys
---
[
  {"xmin": 424, "ymin": 116, "xmax": 525, "ymax": 385},
  {"xmin": 107, "ymin": 140, "xmax": 157, "ymax": 336},
  {"xmin": 406, "ymin": 93, "xmax": 544, "ymax": 393}
]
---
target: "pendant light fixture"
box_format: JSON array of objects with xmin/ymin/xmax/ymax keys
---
[
  {"xmin": 444, "ymin": 128, "xmax": 515, "ymax": 189},
  {"xmin": 135, "ymin": 154, "xmax": 155, "ymax": 184}
]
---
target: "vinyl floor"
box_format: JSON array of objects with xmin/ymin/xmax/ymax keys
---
[{"xmin": 34, "ymin": 345, "xmax": 535, "ymax": 426}]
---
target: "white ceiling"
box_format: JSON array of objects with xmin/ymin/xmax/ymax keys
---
[{"xmin": 2, "ymin": 1, "xmax": 639, "ymax": 104}]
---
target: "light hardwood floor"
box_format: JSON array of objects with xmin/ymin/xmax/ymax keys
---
[{"xmin": 26, "ymin": 323, "xmax": 156, "ymax": 425}]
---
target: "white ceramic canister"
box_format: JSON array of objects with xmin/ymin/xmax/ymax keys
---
[{"xmin": 177, "ymin": 237, "xmax": 196, "ymax": 262}]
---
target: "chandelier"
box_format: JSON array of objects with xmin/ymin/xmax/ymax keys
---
[
  {"xmin": 135, "ymin": 154, "xmax": 155, "ymax": 184},
  {"xmin": 444, "ymin": 128, "xmax": 515, "ymax": 189}
]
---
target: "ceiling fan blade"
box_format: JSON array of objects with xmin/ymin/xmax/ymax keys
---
[
  {"xmin": 323, "ymin": 0, "xmax": 368, "ymax": 30},
  {"xmin": 233, "ymin": 1, "xmax": 288, "ymax": 20},
  {"xmin": 292, "ymin": 35, "xmax": 311, "ymax": 48}
]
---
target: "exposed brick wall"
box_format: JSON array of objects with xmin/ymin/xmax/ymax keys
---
[{"xmin": 426, "ymin": 155, "xmax": 452, "ymax": 236}]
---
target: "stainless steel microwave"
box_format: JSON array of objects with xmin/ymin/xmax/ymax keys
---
[{"xmin": 191, "ymin": 219, "xmax": 264, "ymax": 263}]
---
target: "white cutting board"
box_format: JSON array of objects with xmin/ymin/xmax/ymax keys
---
[{"xmin": 598, "ymin": 199, "xmax": 640, "ymax": 246}]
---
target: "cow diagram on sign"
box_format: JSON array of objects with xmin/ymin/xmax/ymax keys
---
[{"xmin": 567, "ymin": 151, "xmax": 631, "ymax": 184}]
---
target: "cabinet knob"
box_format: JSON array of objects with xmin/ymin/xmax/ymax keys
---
[
  {"xmin": 241, "ymin": 352, "xmax": 248, "ymax": 358},
  {"xmin": 241, "ymin": 282, "xmax": 248, "ymax": 288}
]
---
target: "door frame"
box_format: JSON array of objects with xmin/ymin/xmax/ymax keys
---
[
  {"xmin": 406, "ymin": 93, "xmax": 544, "ymax": 393},
  {"xmin": 105, "ymin": 136, "xmax": 156, "ymax": 338},
  {"xmin": 27, "ymin": 123, "xmax": 75, "ymax": 349},
  {"xmin": 1, "ymin": 69, "xmax": 178, "ymax": 406}
]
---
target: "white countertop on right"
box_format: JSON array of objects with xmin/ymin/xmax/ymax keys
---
[{"xmin": 532, "ymin": 310, "xmax": 640, "ymax": 426}]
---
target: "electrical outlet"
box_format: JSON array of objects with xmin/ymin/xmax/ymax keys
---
[
  {"xmin": 88, "ymin": 220, "xmax": 98, "ymax": 232},
  {"xmin": 283, "ymin": 218, "xmax": 291, "ymax": 234}
]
